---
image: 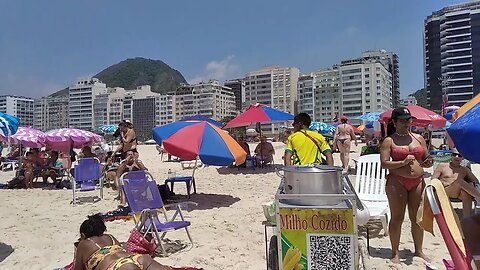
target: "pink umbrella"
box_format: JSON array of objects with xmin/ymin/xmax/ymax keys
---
[
  {"xmin": 380, "ymin": 105, "xmax": 447, "ymax": 129},
  {"xmin": 0, "ymin": 127, "xmax": 46, "ymax": 148},
  {"xmin": 45, "ymin": 128, "xmax": 102, "ymax": 152}
]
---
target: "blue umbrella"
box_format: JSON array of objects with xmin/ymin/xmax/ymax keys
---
[
  {"xmin": 180, "ymin": 114, "xmax": 223, "ymax": 127},
  {"xmin": 447, "ymin": 103, "xmax": 480, "ymax": 163},
  {"xmin": 0, "ymin": 112, "xmax": 19, "ymax": 137},
  {"xmin": 309, "ymin": 122, "xmax": 336, "ymax": 135},
  {"xmin": 356, "ymin": 112, "xmax": 382, "ymax": 122},
  {"xmin": 97, "ymin": 124, "xmax": 118, "ymax": 134}
]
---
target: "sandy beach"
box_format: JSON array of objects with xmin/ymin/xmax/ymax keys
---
[{"xmin": 0, "ymin": 142, "xmax": 462, "ymax": 269}]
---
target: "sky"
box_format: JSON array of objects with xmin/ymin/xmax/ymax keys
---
[{"xmin": 0, "ymin": 0, "xmax": 468, "ymax": 98}]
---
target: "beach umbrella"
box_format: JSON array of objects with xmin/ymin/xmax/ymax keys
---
[
  {"xmin": 97, "ymin": 124, "xmax": 118, "ymax": 134},
  {"xmin": 356, "ymin": 112, "xmax": 382, "ymax": 122},
  {"xmin": 444, "ymin": 111, "xmax": 455, "ymax": 121},
  {"xmin": 180, "ymin": 114, "xmax": 223, "ymax": 128},
  {"xmin": 357, "ymin": 125, "xmax": 365, "ymax": 132},
  {"xmin": 309, "ymin": 122, "xmax": 336, "ymax": 135},
  {"xmin": 380, "ymin": 105, "xmax": 446, "ymax": 129},
  {"xmin": 223, "ymin": 103, "xmax": 293, "ymax": 129},
  {"xmin": 0, "ymin": 127, "xmax": 45, "ymax": 148},
  {"xmin": 0, "ymin": 112, "xmax": 19, "ymax": 137},
  {"xmin": 447, "ymin": 103, "xmax": 480, "ymax": 163},
  {"xmin": 45, "ymin": 128, "xmax": 103, "ymax": 152},
  {"xmin": 453, "ymin": 93, "xmax": 480, "ymax": 120},
  {"xmin": 153, "ymin": 121, "xmax": 247, "ymax": 166}
]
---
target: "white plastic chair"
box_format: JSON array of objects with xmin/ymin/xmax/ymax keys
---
[{"xmin": 354, "ymin": 154, "xmax": 390, "ymax": 250}]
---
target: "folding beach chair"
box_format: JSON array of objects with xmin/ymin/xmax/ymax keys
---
[
  {"xmin": 122, "ymin": 178, "xmax": 196, "ymax": 256},
  {"xmin": 71, "ymin": 157, "xmax": 103, "ymax": 205},
  {"xmin": 425, "ymin": 183, "xmax": 478, "ymax": 270},
  {"xmin": 354, "ymin": 154, "xmax": 390, "ymax": 251}
]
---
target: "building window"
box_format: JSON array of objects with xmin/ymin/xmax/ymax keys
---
[
  {"xmin": 364, "ymin": 68, "xmax": 369, "ymax": 72},
  {"xmin": 365, "ymin": 74, "xmax": 369, "ymax": 78}
]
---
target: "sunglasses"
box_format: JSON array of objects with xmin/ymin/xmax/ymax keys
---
[{"xmin": 452, "ymin": 153, "xmax": 462, "ymax": 158}]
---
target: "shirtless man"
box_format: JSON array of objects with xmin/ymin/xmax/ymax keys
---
[
  {"xmin": 333, "ymin": 115, "xmax": 357, "ymax": 173},
  {"xmin": 432, "ymin": 149, "xmax": 480, "ymax": 217}
]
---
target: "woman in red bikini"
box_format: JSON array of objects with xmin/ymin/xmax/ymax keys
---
[{"xmin": 380, "ymin": 107, "xmax": 433, "ymax": 263}]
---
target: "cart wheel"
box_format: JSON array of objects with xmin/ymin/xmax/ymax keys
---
[{"xmin": 268, "ymin": 235, "xmax": 279, "ymax": 270}]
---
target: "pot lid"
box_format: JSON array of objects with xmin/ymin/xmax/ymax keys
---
[{"xmin": 282, "ymin": 164, "xmax": 343, "ymax": 173}]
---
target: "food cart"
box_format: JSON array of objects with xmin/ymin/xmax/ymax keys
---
[{"xmin": 268, "ymin": 166, "xmax": 360, "ymax": 270}]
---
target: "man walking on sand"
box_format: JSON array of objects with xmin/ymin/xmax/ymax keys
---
[{"xmin": 284, "ymin": 113, "xmax": 333, "ymax": 166}]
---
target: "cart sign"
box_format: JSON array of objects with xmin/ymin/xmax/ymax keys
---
[{"xmin": 279, "ymin": 208, "xmax": 355, "ymax": 270}]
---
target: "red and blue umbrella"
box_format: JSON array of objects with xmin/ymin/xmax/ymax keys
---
[
  {"xmin": 152, "ymin": 121, "xmax": 247, "ymax": 166},
  {"xmin": 223, "ymin": 104, "xmax": 293, "ymax": 129},
  {"xmin": 180, "ymin": 114, "xmax": 223, "ymax": 127},
  {"xmin": 447, "ymin": 102, "xmax": 480, "ymax": 163}
]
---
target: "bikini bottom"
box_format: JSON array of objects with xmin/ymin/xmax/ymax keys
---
[
  {"xmin": 387, "ymin": 173, "xmax": 423, "ymax": 192},
  {"xmin": 337, "ymin": 138, "xmax": 349, "ymax": 145}
]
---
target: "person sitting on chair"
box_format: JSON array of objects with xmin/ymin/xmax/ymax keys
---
[
  {"xmin": 432, "ymin": 149, "xmax": 480, "ymax": 217},
  {"xmin": 113, "ymin": 151, "xmax": 148, "ymax": 205},
  {"xmin": 79, "ymin": 146, "xmax": 97, "ymax": 159},
  {"xmin": 41, "ymin": 151, "xmax": 64, "ymax": 188},
  {"xmin": 74, "ymin": 214, "xmax": 170, "ymax": 270},
  {"xmin": 236, "ymin": 136, "xmax": 250, "ymax": 167},
  {"xmin": 254, "ymin": 135, "xmax": 274, "ymax": 167}
]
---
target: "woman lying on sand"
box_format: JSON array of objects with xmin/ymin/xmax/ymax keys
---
[{"xmin": 74, "ymin": 214, "xmax": 169, "ymax": 270}]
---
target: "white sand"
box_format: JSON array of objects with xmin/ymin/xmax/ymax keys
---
[{"xmin": 0, "ymin": 142, "xmax": 461, "ymax": 269}]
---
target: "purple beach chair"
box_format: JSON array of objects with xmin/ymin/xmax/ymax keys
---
[
  {"xmin": 122, "ymin": 178, "xmax": 196, "ymax": 256},
  {"xmin": 72, "ymin": 157, "xmax": 103, "ymax": 205}
]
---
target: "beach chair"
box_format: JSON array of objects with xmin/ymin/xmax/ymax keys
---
[
  {"xmin": 122, "ymin": 179, "xmax": 195, "ymax": 256},
  {"xmin": 180, "ymin": 159, "xmax": 204, "ymax": 170},
  {"xmin": 354, "ymin": 154, "xmax": 390, "ymax": 250},
  {"xmin": 71, "ymin": 157, "xmax": 103, "ymax": 205},
  {"xmin": 425, "ymin": 184, "xmax": 478, "ymax": 270},
  {"xmin": 1, "ymin": 158, "xmax": 19, "ymax": 171}
]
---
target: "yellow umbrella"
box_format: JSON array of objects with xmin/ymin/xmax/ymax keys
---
[
  {"xmin": 453, "ymin": 93, "xmax": 480, "ymax": 120},
  {"xmin": 357, "ymin": 124, "xmax": 365, "ymax": 132}
]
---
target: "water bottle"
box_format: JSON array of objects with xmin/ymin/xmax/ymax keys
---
[{"xmin": 167, "ymin": 169, "xmax": 175, "ymax": 179}]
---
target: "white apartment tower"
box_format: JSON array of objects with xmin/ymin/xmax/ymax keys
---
[
  {"xmin": 34, "ymin": 96, "xmax": 69, "ymax": 131},
  {"xmin": 69, "ymin": 78, "xmax": 107, "ymax": 130},
  {"xmin": 243, "ymin": 66, "xmax": 300, "ymax": 113},
  {"xmin": 0, "ymin": 95, "xmax": 34, "ymax": 127},
  {"xmin": 93, "ymin": 87, "xmax": 126, "ymax": 127},
  {"xmin": 297, "ymin": 74, "xmax": 315, "ymax": 117},
  {"xmin": 339, "ymin": 58, "xmax": 393, "ymax": 121},
  {"xmin": 173, "ymin": 80, "xmax": 236, "ymax": 121}
]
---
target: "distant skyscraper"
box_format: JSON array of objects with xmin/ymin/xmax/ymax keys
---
[
  {"xmin": 361, "ymin": 50, "xmax": 400, "ymax": 107},
  {"xmin": 424, "ymin": 1, "xmax": 480, "ymax": 110},
  {"xmin": 400, "ymin": 96, "xmax": 418, "ymax": 106},
  {"xmin": 224, "ymin": 79, "xmax": 244, "ymax": 112},
  {"xmin": 0, "ymin": 95, "xmax": 34, "ymax": 127},
  {"xmin": 34, "ymin": 96, "xmax": 69, "ymax": 131},
  {"xmin": 69, "ymin": 78, "xmax": 107, "ymax": 130}
]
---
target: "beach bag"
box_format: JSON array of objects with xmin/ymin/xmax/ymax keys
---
[
  {"xmin": 125, "ymin": 229, "xmax": 158, "ymax": 255},
  {"xmin": 158, "ymin": 184, "xmax": 173, "ymax": 203}
]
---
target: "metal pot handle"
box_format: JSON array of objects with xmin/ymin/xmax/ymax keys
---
[{"xmin": 275, "ymin": 167, "xmax": 284, "ymax": 178}]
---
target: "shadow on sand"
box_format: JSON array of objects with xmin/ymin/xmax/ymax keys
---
[
  {"xmin": 216, "ymin": 164, "xmax": 283, "ymax": 175},
  {"xmin": 368, "ymin": 246, "xmax": 415, "ymax": 265},
  {"xmin": 170, "ymin": 193, "xmax": 240, "ymax": 210},
  {"xmin": 0, "ymin": 242, "xmax": 14, "ymax": 263}
]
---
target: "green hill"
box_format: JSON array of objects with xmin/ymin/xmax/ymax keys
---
[
  {"xmin": 50, "ymin": 57, "xmax": 187, "ymax": 97},
  {"xmin": 409, "ymin": 88, "xmax": 428, "ymax": 108},
  {"xmin": 94, "ymin": 57, "xmax": 187, "ymax": 94}
]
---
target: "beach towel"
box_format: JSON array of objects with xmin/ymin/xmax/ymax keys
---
[{"xmin": 417, "ymin": 178, "xmax": 466, "ymax": 256}]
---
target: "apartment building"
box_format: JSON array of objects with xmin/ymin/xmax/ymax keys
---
[
  {"xmin": 297, "ymin": 74, "xmax": 315, "ymax": 117},
  {"xmin": 243, "ymin": 66, "xmax": 299, "ymax": 114},
  {"xmin": 400, "ymin": 96, "xmax": 418, "ymax": 106},
  {"xmin": 173, "ymin": 80, "xmax": 236, "ymax": 121},
  {"xmin": 69, "ymin": 78, "xmax": 107, "ymax": 130},
  {"xmin": 340, "ymin": 58, "xmax": 393, "ymax": 121},
  {"xmin": 224, "ymin": 79, "xmax": 245, "ymax": 112},
  {"xmin": 34, "ymin": 95, "xmax": 69, "ymax": 131},
  {"xmin": 0, "ymin": 95, "xmax": 34, "ymax": 127},
  {"xmin": 93, "ymin": 87, "xmax": 126, "ymax": 128},
  {"xmin": 313, "ymin": 68, "xmax": 342, "ymax": 123},
  {"xmin": 424, "ymin": 1, "xmax": 480, "ymax": 109},
  {"xmin": 156, "ymin": 95, "xmax": 174, "ymax": 126}
]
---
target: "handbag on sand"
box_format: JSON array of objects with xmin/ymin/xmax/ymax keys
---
[{"xmin": 125, "ymin": 229, "xmax": 158, "ymax": 255}]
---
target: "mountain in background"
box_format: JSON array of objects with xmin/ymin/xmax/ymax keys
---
[
  {"xmin": 49, "ymin": 57, "xmax": 187, "ymax": 97},
  {"xmin": 409, "ymin": 88, "xmax": 428, "ymax": 108}
]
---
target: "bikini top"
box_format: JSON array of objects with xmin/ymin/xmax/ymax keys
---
[
  {"xmin": 391, "ymin": 146, "xmax": 425, "ymax": 162},
  {"xmin": 85, "ymin": 235, "xmax": 124, "ymax": 270}
]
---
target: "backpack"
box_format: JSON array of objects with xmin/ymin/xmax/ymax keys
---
[{"xmin": 157, "ymin": 184, "xmax": 175, "ymax": 203}]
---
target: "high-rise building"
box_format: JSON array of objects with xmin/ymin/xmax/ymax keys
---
[
  {"xmin": 69, "ymin": 78, "xmax": 107, "ymax": 130},
  {"xmin": 34, "ymin": 96, "xmax": 69, "ymax": 131},
  {"xmin": 93, "ymin": 87, "xmax": 127, "ymax": 128},
  {"xmin": 400, "ymin": 96, "xmax": 418, "ymax": 106},
  {"xmin": 155, "ymin": 95, "xmax": 174, "ymax": 126},
  {"xmin": 243, "ymin": 66, "xmax": 300, "ymax": 114},
  {"xmin": 361, "ymin": 50, "xmax": 400, "ymax": 107},
  {"xmin": 173, "ymin": 80, "xmax": 236, "ymax": 121},
  {"xmin": 313, "ymin": 68, "xmax": 341, "ymax": 123},
  {"xmin": 339, "ymin": 58, "xmax": 393, "ymax": 121},
  {"xmin": 424, "ymin": 1, "xmax": 480, "ymax": 110},
  {"xmin": 297, "ymin": 74, "xmax": 315, "ymax": 117},
  {"xmin": 133, "ymin": 98, "xmax": 157, "ymax": 141},
  {"xmin": 224, "ymin": 79, "xmax": 245, "ymax": 112},
  {"xmin": 0, "ymin": 95, "xmax": 34, "ymax": 127}
]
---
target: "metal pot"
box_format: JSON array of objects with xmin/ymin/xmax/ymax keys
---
[{"xmin": 281, "ymin": 165, "xmax": 343, "ymax": 206}]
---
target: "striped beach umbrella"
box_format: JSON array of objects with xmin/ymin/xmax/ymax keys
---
[
  {"xmin": 153, "ymin": 121, "xmax": 247, "ymax": 166},
  {"xmin": 0, "ymin": 127, "xmax": 45, "ymax": 148},
  {"xmin": 97, "ymin": 124, "xmax": 118, "ymax": 134},
  {"xmin": 309, "ymin": 122, "xmax": 336, "ymax": 135},
  {"xmin": 0, "ymin": 112, "xmax": 19, "ymax": 137},
  {"xmin": 45, "ymin": 128, "xmax": 103, "ymax": 152}
]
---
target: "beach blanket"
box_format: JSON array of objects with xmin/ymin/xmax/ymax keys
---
[{"xmin": 100, "ymin": 206, "xmax": 132, "ymax": 222}]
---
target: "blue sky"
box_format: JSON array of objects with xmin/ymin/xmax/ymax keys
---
[{"xmin": 0, "ymin": 0, "xmax": 466, "ymax": 97}]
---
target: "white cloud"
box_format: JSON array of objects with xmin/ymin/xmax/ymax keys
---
[{"xmin": 189, "ymin": 55, "xmax": 240, "ymax": 84}]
